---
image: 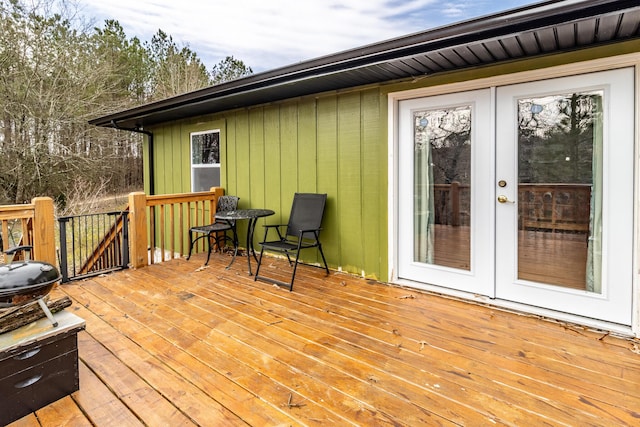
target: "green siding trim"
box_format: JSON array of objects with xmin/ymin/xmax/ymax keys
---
[
  {"xmin": 249, "ymin": 108, "xmax": 266, "ymax": 211},
  {"xmin": 361, "ymin": 89, "xmax": 383, "ymax": 278},
  {"xmin": 234, "ymin": 111, "xmax": 251, "ymax": 208},
  {"xmin": 316, "ymin": 97, "xmax": 340, "ymax": 268},
  {"xmin": 337, "ymin": 92, "xmax": 363, "ymax": 273},
  {"xmin": 263, "ymin": 106, "xmax": 282, "ymax": 224},
  {"xmin": 225, "ymin": 114, "xmax": 238, "ymax": 196},
  {"xmin": 298, "ymin": 102, "xmax": 318, "ymax": 193},
  {"xmin": 279, "ymin": 105, "xmax": 298, "ymax": 218}
]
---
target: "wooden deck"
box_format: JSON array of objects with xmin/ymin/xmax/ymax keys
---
[{"xmin": 8, "ymin": 252, "xmax": 640, "ymax": 426}]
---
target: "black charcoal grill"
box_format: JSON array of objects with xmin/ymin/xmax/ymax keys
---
[{"xmin": 0, "ymin": 246, "xmax": 61, "ymax": 327}]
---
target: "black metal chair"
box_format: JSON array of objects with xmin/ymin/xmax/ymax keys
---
[
  {"xmin": 187, "ymin": 195, "xmax": 239, "ymax": 265},
  {"xmin": 254, "ymin": 193, "xmax": 329, "ymax": 291}
]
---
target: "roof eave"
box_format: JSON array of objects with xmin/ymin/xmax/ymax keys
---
[{"xmin": 89, "ymin": 0, "xmax": 640, "ymax": 129}]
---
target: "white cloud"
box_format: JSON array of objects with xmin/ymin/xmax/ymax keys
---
[
  {"xmin": 440, "ymin": 3, "xmax": 467, "ymax": 19},
  {"xmin": 79, "ymin": 0, "xmax": 535, "ymax": 72}
]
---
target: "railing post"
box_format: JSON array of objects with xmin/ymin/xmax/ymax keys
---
[
  {"xmin": 210, "ymin": 187, "xmax": 225, "ymax": 214},
  {"xmin": 450, "ymin": 181, "xmax": 460, "ymax": 227},
  {"xmin": 32, "ymin": 197, "xmax": 56, "ymax": 265},
  {"xmin": 121, "ymin": 211, "xmax": 130, "ymax": 269},
  {"xmin": 209, "ymin": 187, "xmax": 225, "ymax": 251},
  {"xmin": 129, "ymin": 192, "xmax": 148, "ymax": 268},
  {"xmin": 58, "ymin": 217, "xmax": 70, "ymax": 282}
]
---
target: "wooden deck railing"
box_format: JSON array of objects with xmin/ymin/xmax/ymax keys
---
[
  {"xmin": 0, "ymin": 189, "xmax": 224, "ymax": 273},
  {"xmin": 434, "ymin": 182, "xmax": 591, "ymax": 233},
  {"xmin": 1, "ymin": 184, "xmax": 589, "ymax": 274},
  {"xmin": 518, "ymin": 183, "xmax": 591, "ymax": 232},
  {"xmin": 0, "ymin": 197, "xmax": 56, "ymax": 265},
  {"xmin": 0, "ymin": 207, "xmax": 32, "ymax": 253},
  {"xmin": 433, "ymin": 182, "xmax": 470, "ymax": 227},
  {"xmin": 128, "ymin": 187, "xmax": 224, "ymax": 268}
]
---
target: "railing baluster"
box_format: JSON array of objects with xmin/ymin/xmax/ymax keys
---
[
  {"xmin": 179, "ymin": 202, "xmax": 185, "ymax": 256},
  {"xmin": 58, "ymin": 218, "xmax": 69, "ymax": 282},
  {"xmin": 160, "ymin": 205, "xmax": 166, "ymax": 262},
  {"xmin": 71, "ymin": 217, "xmax": 77, "ymax": 277},
  {"xmin": 149, "ymin": 205, "xmax": 156, "ymax": 264},
  {"xmin": 169, "ymin": 203, "xmax": 175, "ymax": 259},
  {"xmin": 122, "ymin": 212, "xmax": 130, "ymax": 268}
]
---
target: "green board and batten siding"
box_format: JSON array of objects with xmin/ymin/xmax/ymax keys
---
[
  {"xmin": 143, "ymin": 42, "xmax": 638, "ymax": 281},
  {"xmin": 147, "ymin": 88, "xmax": 387, "ymax": 280}
]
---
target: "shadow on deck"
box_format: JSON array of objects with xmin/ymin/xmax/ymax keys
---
[{"xmin": 9, "ymin": 252, "xmax": 640, "ymax": 426}]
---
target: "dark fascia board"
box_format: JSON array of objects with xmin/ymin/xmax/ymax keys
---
[{"xmin": 89, "ymin": 0, "xmax": 640, "ymax": 129}]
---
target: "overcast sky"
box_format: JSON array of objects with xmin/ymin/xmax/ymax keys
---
[{"xmin": 79, "ymin": 0, "xmax": 540, "ymax": 73}]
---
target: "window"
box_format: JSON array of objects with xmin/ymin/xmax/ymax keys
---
[{"xmin": 191, "ymin": 130, "xmax": 220, "ymax": 192}]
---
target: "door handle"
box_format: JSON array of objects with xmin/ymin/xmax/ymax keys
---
[{"xmin": 497, "ymin": 195, "xmax": 514, "ymax": 204}]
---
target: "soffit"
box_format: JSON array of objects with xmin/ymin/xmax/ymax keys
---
[{"xmin": 89, "ymin": 0, "xmax": 640, "ymax": 129}]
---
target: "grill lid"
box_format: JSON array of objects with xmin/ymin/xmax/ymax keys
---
[
  {"xmin": 0, "ymin": 261, "xmax": 60, "ymax": 289},
  {"xmin": 0, "ymin": 260, "xmax": 61, "ymax": 306}
]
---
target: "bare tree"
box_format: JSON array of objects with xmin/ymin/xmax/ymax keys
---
[{"xmin": 0, "ymin": 0, "xmax": 253, "ymax": 206}]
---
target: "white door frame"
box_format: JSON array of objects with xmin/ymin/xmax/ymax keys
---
[
  {"xmin": 397, "ymin": 90, "xmax": 494, "ymax": 296},
  {"xmin": 388, "ymin": 54, "xmax": 640, "ymax": 337}
]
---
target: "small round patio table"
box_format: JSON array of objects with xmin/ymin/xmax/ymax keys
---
[{"xmin": 215, "ymin": 208, "xmax": 275, "ymax": 275}]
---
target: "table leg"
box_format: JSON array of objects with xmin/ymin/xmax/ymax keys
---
[
  {"xmin": 224, "ymin": 224, "xmax": 240, "ymax": 270},
  {"xmin": 248, "ymin": 219, "xmax": 261, "ymax": 263},
  {"xmin": 221, "ymin": 215, "xmax": 265, "ymax": 275},
  {"xmin": 245, "ymin": 218, "xmax": 259, "ymax": 275}
]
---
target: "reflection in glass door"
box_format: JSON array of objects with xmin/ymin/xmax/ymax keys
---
[
  {"xmin": 516, "ymin": 91, "xmax": 602, "ymax": 292},
  {"xmin": 413, "ymin": 106, "xmax": 471, "ymax": 270}
]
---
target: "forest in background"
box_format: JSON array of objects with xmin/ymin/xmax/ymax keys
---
[{"xmin": 0, "ymin": 0, "xmax": 252, "ymax": 212}]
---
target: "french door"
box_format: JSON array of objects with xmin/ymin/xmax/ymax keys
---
[
  {"xmin": 397, "ymin": 68, "xmax": 634, "ymax": 325},
  {"xmin": 398, "ymin": 89, "xmax": 494, "ymax": 296}
]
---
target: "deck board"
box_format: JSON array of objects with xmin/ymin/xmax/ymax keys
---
[
  {"xmin": 65, "ymin": 283, "xmax": 263, "ymax": 426},
  {"xmin": 7, "ymin": 253, "xmax": 640, "ymax": 426},
  {"xmin": 76, "ymin": 332, "xmax": 194, "ymax": 426},
  {"xmin": 34, "ymin": 395, "xmax": 90, "ymax": 427}
]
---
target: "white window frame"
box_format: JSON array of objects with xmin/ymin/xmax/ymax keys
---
[{"xmin": 190, "ymin": 129, "xmax": 220, "ymax": 192}]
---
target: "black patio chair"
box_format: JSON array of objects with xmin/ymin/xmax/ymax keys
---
[
  {"xmin": 187, "ymin": 195, "xmax": 239, "ymax": 265},
  {"xmin": 254, "ymin": 193, "xmax": 329, "ymax": 291}
]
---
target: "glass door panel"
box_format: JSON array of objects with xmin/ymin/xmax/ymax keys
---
[
  {"xmin": 413, "ymin": 107, "xmax": 471, "ymax": 270},
  {"xmin": 516, "ymin": 91, "xmax": 602, "ymax": 292}
]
